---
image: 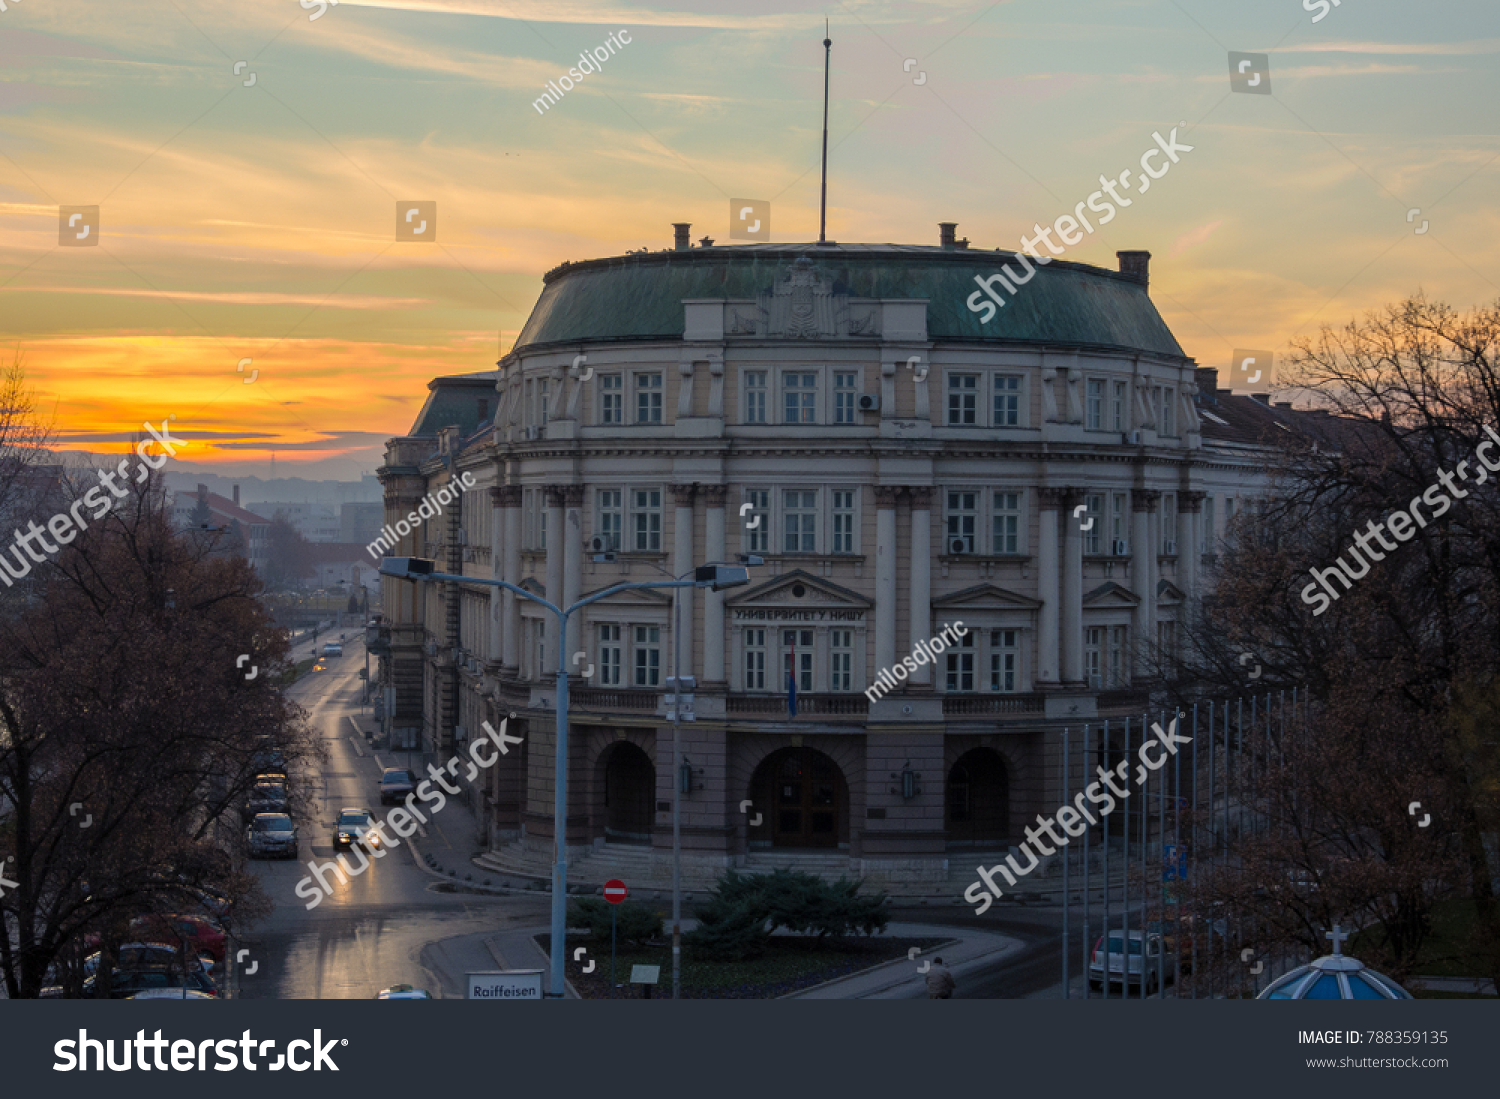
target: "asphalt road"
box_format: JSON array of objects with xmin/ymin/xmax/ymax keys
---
[{"xmin": 235, "ymin": 639, "xmax": 547, "ymax": 999}]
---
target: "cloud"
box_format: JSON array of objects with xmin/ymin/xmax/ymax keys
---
[
  {"xmin": 1170, "ymin": 220, "xmax": 1224, "ymax": 257},
  {"xmin": 1272, "ymin": 38, "xmax": 1500, "ymax": 55}
]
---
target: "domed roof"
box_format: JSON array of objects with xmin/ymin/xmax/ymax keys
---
[
  {"xmin": 514, "ymin": 243, "xmax": 1187, "ymax": 360},
  {"xmin": 1258, "ymin": 927, "xmax": 1412, "ymax": 999}
]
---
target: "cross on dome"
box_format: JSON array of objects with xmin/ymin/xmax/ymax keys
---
[{"xmin": 1324, "ymin": 925, "xmax": 1351, "ymax": 955}]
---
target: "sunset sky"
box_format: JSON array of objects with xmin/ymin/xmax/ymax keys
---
[{"xmin": 2, "ymin": 0, "xmax": 1496, "ymax": 479}]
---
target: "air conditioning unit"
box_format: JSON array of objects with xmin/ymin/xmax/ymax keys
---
[
  {"xmin": 424, "ymin": 641, "xmax": 437, "ymax": 656},
  {"xmin": 523, "ymin": 426, "xmax": 541, "ymax": 440},
  {"xmin": 1111, "ymin": 539, "xmax": 1131, "ymax": 556},
  {"xmin": 948, "ymin": 537, "xmax": 971, "ymax": 555},
  {"xmin": 454, "ymin": 724, "xmax": 467, "ymax": 742},
  {"xmin": 1163, "ymin": 540, "xmax": 1177, "ymax": 555},
  {"xmin": 1088, "ymin": 674, "xmax": 1103, "ymax": 689},
  {"xmin": 857, "ymin": 393, "xmax": 881, "ymax": 412},
  {"xmin": 456, "ymin": 527, "xmax": 468, "ymax": 546},
  {"xmin": 1124, "ymin": 430, "xmax": 1142, "ymax": 444},
  {"xmin": 589, "ymin": 534, "xmax": 618, "ymax": 554}
]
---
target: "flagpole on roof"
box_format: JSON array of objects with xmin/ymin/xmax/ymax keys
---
[{"xmin": 818, "ymin": 20, "xmax": 832, "ymax": 244}]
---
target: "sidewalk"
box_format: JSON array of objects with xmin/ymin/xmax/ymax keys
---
[{"xmin": 786, "ymin": 921, "xmax": 1021, "ymax": 999}]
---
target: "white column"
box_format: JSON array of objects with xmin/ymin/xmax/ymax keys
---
[
  {"xmin": 488, "ymin": 487, "xmax": 503, "ymax": 663},
  {"xmin": 1131, "ymin": 491, "xmax": 1158, "ymax": 678},
  {"xmin": 908, "ymin": 487, "xmax": 933, "ymax": 686},
  {"xmin": 544, "ymin": 486, "xmax": 564, "ymax": 674},
  {"xmin": 501, "ymin": 486, "xmax": 521, "ymax": 671},
  {"xmin": 1180, "ymin": 491, "xmax": 1203, "ymax": 607},
  {"xmin": 672, "ymin": 484, "xmax": 696, "ymax": 673},
  {"xmin": 874, "ymin": 487, "xmax": 899, "ymax": 676},
  {"xmin": 563, "ymin": 484, "xmax": 583, "ymax": 636},
  {"xmin": 703, "ymin": 486, "xmax": 727, "ymax": 685},
  {"xmin": 1061, "ymin": 487, "xmax": 1084, "ymax": 684},
  {"xmin": 1036, "ymin": 488, "xmax": 1061, "ymax": 685}
]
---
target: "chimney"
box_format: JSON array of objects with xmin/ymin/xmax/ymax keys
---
[
  {"xmin": 1250, "ymin": 392, "xmax": 1272, "ymax": 405},
  {"xmin": 233, "ymin": 484, "xmax": 240, "ymax": 507},
  {"xmin": 1274, "ymin": 401, "xmax": 1293, "ymax": 410},
  {"xmin": 1117, "ymin": 250, "xmax": 1151, "ymax": 288},
  {"xmin": 673, "ymin": 223, "xmax": 691, "ymax": 251},
  {"xmin": 939, "ymin": 222, "xmax": 957, "ymax": 249},
  {"xmin": 197, "ymin": 483, "xmax": 208, "ymax": 498},
  {"xmin": 1195, "ymin": 366, "xmax": 1219, "ymax": 397}
]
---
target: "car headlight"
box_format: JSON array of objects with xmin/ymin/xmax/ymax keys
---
[
  {"xmin": 366, "ymin": 832, "xmax": 379, "ymax": 845},
  {"xmin": 338, "ymin": 832, "xmax": 351, "ymax": 842}
]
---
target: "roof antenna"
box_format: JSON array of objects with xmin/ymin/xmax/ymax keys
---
[{"xmin": 818, "ymin": 20, "xmax": 832, "ymax": 244}]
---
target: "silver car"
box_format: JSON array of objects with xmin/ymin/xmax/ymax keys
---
[
  {"xmin": 1089, "ymin": 930, "xmax": 1176, "ymax": 994},
  {"xmin": 247, "ymin": 813, "xmax": 299, "ymax": 860}
]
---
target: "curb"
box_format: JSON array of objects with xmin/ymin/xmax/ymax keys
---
[{"xmin": 777, "ymin": 936, "xmax": 963, "ymax": 999}]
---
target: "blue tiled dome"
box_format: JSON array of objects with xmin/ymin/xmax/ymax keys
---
[{"xmin": 1258, "ymin": 952, "xmax": 1412, "ymax": 1000}]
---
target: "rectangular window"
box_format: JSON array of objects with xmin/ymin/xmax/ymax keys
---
[
  {"xmin": 992, "ymin": 491, "xmax": 1021, "ymax": 555},
  {"xmin": 830, "ymin": 629, "xmax": 853, "ymax": 691},
  {"xmin": 832, "ymin": 490, "xmax": 855, "ymax": 553},
  {"xmin": 945, "ymin": 630, "xmax": 975, "ymax": 691},
  {"xmin": 598, "ymin": 624, "xmax": 622, "ymax": 686},
  {"xmin": 1085, "ymin": 627, "xmax": 1103, "ymax": 688},
  {"xmin": 1225, "ymin": 496, "xmax": 1235, "ymax": 526},
  {"xmin": 1157, "ymin": 620, "xmax": 1176, "ymax": 663},
  {"xmin": 597, "ymin": 490, "xmax": 622, "ymax": 551},
  {"xmin": 947, "ymin": 373, "xmax": 978, "ymax": 425},
  {"xmin": 1111, "ymin": 492, "xmax": 1129, "ymax": 546},
  {"xmin": 633, "ymin": 625, "xmax": 661, "ymax": 687},
  {"xmin": 534, "ymin": 618, "xmax": 545, "ymax": 680},
  {"xmin": 600, "ymin": 374, "xmax": 622, "ymax": 424},
  {"xmin": 834, "ymin": 372, "xmax": 858, "ymax": 424},
  {"xmin": 1161, "ymin": 493, "xmax": 1177, "ymax": 554},
  {"xmin": 539, "ymin": 378, "xmax": 549, "ymax": 427},
  {"xmin": 994, "ymin": 375, "xmax": 1021, "ymax": 427},
  {"xmin": 1086, "ymin": 379, "xmax": 1104, "ymax": 430},
  {"xmin": 783, "ymin": 372, "xmax": 817, "ymax": 424},
  {"xmin": 781, "ymin": 628, "xmax": 813, "ymax": 691},
  {"xmin": 744, "ymin": 628, "xmax": 766, "ymax": 690},
  {"xmin": 990, "ymin": 629, "xmax": 1018, "ymax": 692},
  {"xmin": 1202, "ymin": 496, "xmax": 1215, "ymax": 552},
  {"xmin": 1159, "ymin": 386, "xmax": 1176, "ymax": 437},
  {"xmin": 633, "ymin": 489, "xmax": 662, "ymax": 551},
  {"xmin": 1112, "ymin": 381, "xmax": 1127, "ymax": 432},
  {"xmin": 1110, "ymin": 625, "xmax": 1128, "ymax": 687},
  {"xmin": 635, "ymin": 373, "xmax": 663, "ymax": 424},
  {"xmin": 783, "ymin": 490, "xmax": 817, "ymax": 552},
  {"xmin": 946, "ymin": 490, "xmax": 977, "ymax": 553},
  {"xmin": 744, "ymin": 371, "xmax": 767, "ymax": 424},
  {"xmin": 743, "ymin": 488, "xmax": 769, "ymax": 553},
  {"xmin": 1084, "ymin": 492, "xmax": 1104, "ymax": 555}
]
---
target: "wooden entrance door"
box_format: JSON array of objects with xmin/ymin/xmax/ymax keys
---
[{"xmin": 771, "ymin": 748, "xmax": 840, "ymax": 848}]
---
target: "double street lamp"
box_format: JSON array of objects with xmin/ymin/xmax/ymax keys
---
[{"xmin": 378, "ymin": 555, "xmax": 751, "ymax": 999}]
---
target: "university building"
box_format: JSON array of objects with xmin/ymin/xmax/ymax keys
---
[{"xmin": 374, "ymin": 224, "xmax": 1299, "ymax": 891}]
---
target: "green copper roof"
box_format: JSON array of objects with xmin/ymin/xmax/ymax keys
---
[
  {"xmin": 514, "ymin": 244, "xmax": 1186, "ymax": 359},
  {"xmin": 407, "ymin": 370, "xmax": 497, "ymax": 437}
]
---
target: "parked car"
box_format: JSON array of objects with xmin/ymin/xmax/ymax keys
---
[
  {"xmin": 323, "ymin": 642, "xmax": 343, "ymax": 657},
  {"xmin": 375, "ymin": 984, "xmax": 432, "ymax": 999},
  {"xmin": 244, "ymin": 780, "xmax": 289, "ymax": 820},
  {"xmin": 130, "ymin": 914, "xmax": 227, "ymax": 964},
  {"xmin": 1089, "ymin": 930, "xmax": 1176, "ymax": 994},
  {"xmin": 82, "ymin": 943, "xmax": 211, "ymax": 978},
  {"xmin": 334, "ymin": 807, "xmax": 379, "ymax": 848},
  {"xmin": 128, "ymin": 988, "xmax": 216, "ymax": 999},
  {"xmin": 251, "ymin": 744, "xmax": 286, "ymax": 773},
  {"xmin": 87, "ymin": 968, "xmax": 218, "ymax": 999},
  {"xmin": 247, "ymin": 813, "xmax": 299, "ymax": 859},
  {"xmin": 379, "ymin": 768, "xmax": 416, "ymax": 805}
]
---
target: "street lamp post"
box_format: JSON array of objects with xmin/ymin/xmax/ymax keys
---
[{"xmin": 379, "ymin": 556, "xmax": 750, "ymax": 999}]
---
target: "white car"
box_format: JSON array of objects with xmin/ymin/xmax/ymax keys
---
[
  {"xmin": 323, "ymin": 642, "xmax": 343, "ymax": 657},
  {"xmin": 1089, "ymin": 930, "xmax": 1176, "ymax": 994},
  {"xmin": 375, "ymin": 984, "xmax": 432, "ymax": 999}
]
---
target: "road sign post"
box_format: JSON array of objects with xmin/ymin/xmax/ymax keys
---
[{"xmin": 605, "ymin": 879, "xmax": 626, "ymax": 999}]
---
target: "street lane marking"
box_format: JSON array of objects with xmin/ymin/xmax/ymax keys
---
[{"xmin": 347, "ymin": 734, "xmax": 364, "ymax": 758}]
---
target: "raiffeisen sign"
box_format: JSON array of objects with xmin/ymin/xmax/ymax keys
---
[{"xmin": 466, "ymin": 971, "xmax": 544, "ymax": 1000}]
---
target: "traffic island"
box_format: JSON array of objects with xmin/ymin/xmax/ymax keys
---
[{"xmin": 534, "ymin": 932, "xmax": 951, "ymax": 999}]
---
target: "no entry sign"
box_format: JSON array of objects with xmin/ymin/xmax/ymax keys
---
[{"xmin": 603, "ymin": 879, "xmax": 627, "ymax": 904}]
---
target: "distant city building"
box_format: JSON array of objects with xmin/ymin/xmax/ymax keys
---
[
  {"xmin": 254, "ymin": 501, "xmax": 341, "ymax": 542},
  {"xmin": 340, "ymin": 501, "xmax": 385, "ymax": 546},
  {"xmin": 170, "ymin": 484, "xmax": 270, "ymax": 572},
  {"xmin": 375, "ymin": 227, "xmax": 1325, "ymax": 891}
]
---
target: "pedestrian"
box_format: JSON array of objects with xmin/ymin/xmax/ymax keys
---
[{"xmin": 926, "ymin": 956, "xmax": 955, "ymax": 999}]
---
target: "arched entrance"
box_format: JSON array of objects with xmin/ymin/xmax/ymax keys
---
[
  {"xmin": 946, "ymin": 748, "xmax": 1010, "ymax": 846},
  {"xmin": 601, "ymin": 742, "xmax": 654, "ymax": 844},
  {"xmin": 751, "ymin": 747, "xmax": 848, "ymax": 849}
]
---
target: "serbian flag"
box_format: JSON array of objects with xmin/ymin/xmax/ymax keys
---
[{"xmin": 786, "ymin": 635, "xmax": 798, "ymax": 718}]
